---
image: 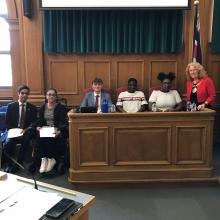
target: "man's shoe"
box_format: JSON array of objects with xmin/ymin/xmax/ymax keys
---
[
  {"xmin": 45, "ymin": 158, "xmax": 56, "ymax": 172},
  {"xmin": 39, "ymin": 158, "xmax": 48, "ymax": 173}
]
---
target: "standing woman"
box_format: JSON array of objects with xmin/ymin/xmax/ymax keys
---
[
  {"xmin": 35, "ymin": 88, "xmax": 68, "ymax": 173},
  {"xmin": 186, "ymin": 62, "xmax": 216, "ymax": 110}
]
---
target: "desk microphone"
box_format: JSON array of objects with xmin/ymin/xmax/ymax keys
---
[{"xmin": 3, "ymin": 151, "xmax": 38, "ymax": 190}]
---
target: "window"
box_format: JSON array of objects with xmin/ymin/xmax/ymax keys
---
[{"xmin": 0, "ymin": 0, "xmax": 12, "ymax": 87}]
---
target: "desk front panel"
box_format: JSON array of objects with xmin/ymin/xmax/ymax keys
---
[{"xmin": 68, "ymin": 111, "xmax": 215, "ymax": 183}]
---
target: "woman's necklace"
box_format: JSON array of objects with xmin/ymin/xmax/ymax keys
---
[{"xmin": 192, "ymin": 80, "xmax": 201, "ymax": 93}]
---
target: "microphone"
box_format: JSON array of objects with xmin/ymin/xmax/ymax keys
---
[{"xmin": 3, "ymin": 151, "xmax": 38, "ymax": 190}]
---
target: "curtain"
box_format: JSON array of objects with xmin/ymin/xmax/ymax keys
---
[
  {"xmin": 43, "ymin": 10, "xmax": 183, "ymax": 54},
  {"xmin": 211, "ymin": 0, "xmax": 220, "ymax": 53}
]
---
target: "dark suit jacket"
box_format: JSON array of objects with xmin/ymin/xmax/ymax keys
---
[
  {"xmin": 36, "ymin": 103, "xmax": 68, "ymax": 138},
  {"xmin": 80, "ymin": 91, "xmax": 112, "ymax": 108},
  {"xmin": 6, "ymin": 102, "xmax": 37, "ymax": 130}
]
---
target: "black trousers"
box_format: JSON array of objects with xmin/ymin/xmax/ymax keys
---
[
  {"xmin": 4, "ymin": 129, "xmax": 35, "ymax": 166},
  {"xmin": 34, "ymin": 136, "xmax": 67, "ymax": 164}
]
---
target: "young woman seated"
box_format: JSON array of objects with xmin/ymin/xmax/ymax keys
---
[
  {"xmin": 148, "ymin": 72, "xmax": 182, "ymax": 112},
  {"xmin": 34, "ymin": 88, "xmax": 68, "ymax": 174}
]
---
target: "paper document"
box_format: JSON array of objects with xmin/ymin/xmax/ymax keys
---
[
  {"xmin": 0, "ymin": 181, "xmax": 25, "ymax": 203},
  {"xmin": 7, "ymin": 128, "xmax": 23, "ymax": 139},
  {"xmin": 40, "ymin": 127, "xmax": 56, "ymax": 138},
  {"xmin": 0, "ymin": 186, "xmax": 62, "ymax": 220}
]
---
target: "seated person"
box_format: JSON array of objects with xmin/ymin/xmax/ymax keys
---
[
  {"xmin": 116, "ymin": 78, "xmax": 147, "ymax": 113},
  {"xmin": 34, "ymin": 88, "xmax": 68, "ymax": 174},
  {"xmin": 4, "ymin": 85, "xmax": 37, "ymax": 173},
  {"xmin": 148, "ymin": 72, "xmax": 182, "ymax": 112},
  {"xmin": 80, "ymin": 77, "xmax": 112, "ymax": 113}
]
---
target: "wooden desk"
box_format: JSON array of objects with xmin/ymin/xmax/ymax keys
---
[
  {"xmin": 0, "ymin": 172, "xmax": 95, "ymax": 220},
  {"xmin": 68, "ymin": 109, "xmax": 216, "ymax": 184}
]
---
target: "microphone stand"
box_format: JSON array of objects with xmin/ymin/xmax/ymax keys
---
[{"xmin": 3, "ymin": 151, "xmax": 38, "ymax": 190}]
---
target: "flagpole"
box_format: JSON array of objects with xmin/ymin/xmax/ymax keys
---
[
  {"xmin": 194, "ymin": 0, "xmax": 199, "ymax": 5},
  {"xmin": 192, "ymin": 0, "xmax": 202, "ymax": 64}
]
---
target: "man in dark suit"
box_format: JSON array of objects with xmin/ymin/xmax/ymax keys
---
[
  {"xmin": 4, "ymin": 85, "xmax": 37, "ymax": 173},
  {"xmin": 80, "ymin": 77, "xmax": 112, "ymax": 113}
]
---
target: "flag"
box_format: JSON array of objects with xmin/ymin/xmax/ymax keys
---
[{"xmin": 192, "ymin": 3, "xmax": 202, "ymax": 64}]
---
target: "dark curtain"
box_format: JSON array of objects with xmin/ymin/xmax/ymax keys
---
[
  {"xmin": 43, "ymin": 10, "xmax": 183, "ymax": 54},
  {"xmin": 211, "ymin": 0, "xmax": 220, "ymax": 53}
]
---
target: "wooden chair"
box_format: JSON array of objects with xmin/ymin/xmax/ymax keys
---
[
  {"xmin": 148, "ymin": 85, "xmax": 161, "ymax": 96},
  {"xmin": 116, "ymin": 86, "xmax": 127, "ymax": 97}
]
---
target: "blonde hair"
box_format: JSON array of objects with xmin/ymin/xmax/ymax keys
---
[{"xmin": 185, "ymin": 62, "xmax": 207, "ymax": 80}]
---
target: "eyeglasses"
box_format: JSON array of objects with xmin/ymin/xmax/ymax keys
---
[{"xmin": 47, "ymin": 93, "xmax": 56, "ymax": 97}]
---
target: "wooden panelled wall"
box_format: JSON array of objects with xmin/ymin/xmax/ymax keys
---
[{"xmin": 5, "ymin": 0, "xmax": 220, "ymax": 111}]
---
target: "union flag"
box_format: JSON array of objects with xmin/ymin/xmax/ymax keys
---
[{"xmin": 192, "ymin": 3, "xmax": 202, "ymax": 64}]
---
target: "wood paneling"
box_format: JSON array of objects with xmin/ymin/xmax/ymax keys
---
[
  {"xmin": 116, "ymin": 60, "xmax": 145, "ymax": 88},
  {"xmin": 83, "ymin": 61, "xmax": 111, "ymax": 89},
  {"xmin": 176, "ymin": 127, "xmax": 205, "ymax": 163},
  {"xmin": 68, "ymin": 110, "xmax": 215, "ymax": 183},
  {"xmin": 114, "ymin": 127, "xmax": 171, "ymax": 164},
  {"xmin": 6, "ymin": 0, "xmax": 220, "ymax": 109},
  {"xmin": 21, "ymin": 0, "xmax": 44, "ymax": 95},
  {"xmin": 78, "ymin": 127, "xmax": 109, "ymax": 166},
  {"xmin": 50, "ymin": 61, "xmax": 78, "ymax": 94},
  {"xmin": 207, "ymin": 60, "xmax": 220, "ymax": 104},
  {"xmin": 6, "ymin": 0, "xmax": 44, "ymax": 102},
  {"xmin": 149, "ymin": 60, "xmax": 178, "ymax": 88}
]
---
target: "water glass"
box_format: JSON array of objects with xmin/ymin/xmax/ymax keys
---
[
  {"xmin": 110, "ymin": 104, "xmax": 116, "ymax": 112},
  {"xmin": 151, "ymin": 103, "xmax": 157, "ymax": 112}
]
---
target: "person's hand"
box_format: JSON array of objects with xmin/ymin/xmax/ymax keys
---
[
  {"xmin": 36, "ymin": 126, "xmax": 41, "ymax": 132},
  {"xmin": 55, "ymin": 130, "xmax": 61, "ymax": 137},
  {"xmin": 197, "ymin": 104, "xmax": 205, "ymax": 111}
]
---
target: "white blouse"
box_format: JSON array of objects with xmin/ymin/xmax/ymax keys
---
[{"xmin": 149, "ymin": 90, "xmax": 182, "ymax": 111}]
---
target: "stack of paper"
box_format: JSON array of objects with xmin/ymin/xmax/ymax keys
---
[
  {"xmin": 40, "ymin": 127, "xmax": 56, "ymax": 138},
  {"xmin": 0, "ymin": 186, "xmax": 62, "ymax": 220}
]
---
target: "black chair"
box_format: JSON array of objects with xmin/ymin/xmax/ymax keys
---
[{"xmin": 0, "ymin": 106, "xmax": 8, "ymax": 168}]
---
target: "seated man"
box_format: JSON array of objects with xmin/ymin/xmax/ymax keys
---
[
  {"xmin": 116, "ymin": 78, "xmax": 147, "ymax": 113},
  {"xmin": 4, "ymin": 85, "xmax": 37, "ymax": 173},
  {"xmin": 80, "ymin": 77, "xmax": 112, "ymax": 113}
]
